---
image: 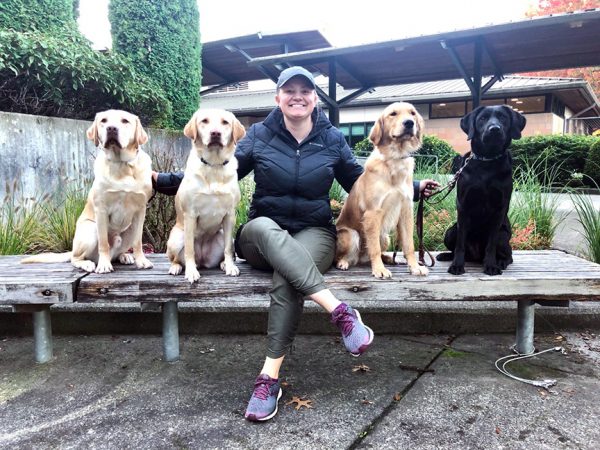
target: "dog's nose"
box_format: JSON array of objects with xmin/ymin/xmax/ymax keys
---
[
  {"xmin": 403, "ymin": 119, "xmax": 414, "ymax": 129},
  {"xmin": 106, "ymin": 126, "xmax": 118, "ymax": 135},
  {"xmin": 488, "ymin": 125, "xmax": 502, "ymax": 135},
  {"xmin": 210, "ymin": 130, "xmax": 221, "ymax": 140}
]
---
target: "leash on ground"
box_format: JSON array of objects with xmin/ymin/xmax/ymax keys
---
[{"xmin": 494, "ymin": 346, "xmax": 566, "ymax": 389}]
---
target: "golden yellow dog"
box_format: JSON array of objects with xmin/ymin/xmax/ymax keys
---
[
  {"xmin": 335, "ymin": 102, "xmax": 428, "ymax": 278},
  {"xmin": 21, "ymin": 110, "xmax": 154, "ymax": 273},
  {"xmin": 166, "ymin": 109, "xmax": 245, "ymax": 283}
]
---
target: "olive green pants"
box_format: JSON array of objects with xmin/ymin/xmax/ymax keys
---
[{"xmin": 237, "ymin": 217, "xmax": 336, "ymax": 358}]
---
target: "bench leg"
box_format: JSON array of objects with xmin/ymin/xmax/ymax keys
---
[
  {"xmin": 162, "ymin": 301, "xmax": 179, "ymax": 362},
  {"xmin": 33, "ymin": 306, "xmax": 53, "ymax": 363},
  {"xmin": 515, "ymin": 299, "xmax": 535, "ymax": 355}
]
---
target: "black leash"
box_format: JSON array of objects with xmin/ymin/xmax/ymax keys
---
[{"xmin": 398, "ymin": 154, "xmax": 473, "ymax": 267}]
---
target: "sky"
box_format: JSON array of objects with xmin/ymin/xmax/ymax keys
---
[{"xmin": 78, "ymin": 0, "xmax": 535, "ymax": 50}]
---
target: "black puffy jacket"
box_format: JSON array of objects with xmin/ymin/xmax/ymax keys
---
[{"xmin": 237, "ymin": 106, "xmax": 362, "ymax": 234}]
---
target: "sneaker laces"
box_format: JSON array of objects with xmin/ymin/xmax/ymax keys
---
[
  {"xmin": 333, "ymin": 309, "xmax": 355, "ymax": 337},
  {"xmin": 253, "ymin": 377, "xmax": 276, "ymax": 401}
]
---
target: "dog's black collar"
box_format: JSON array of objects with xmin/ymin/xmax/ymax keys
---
[
  {"xmin": 201, "ymin": 157, "xmax": 229, "ymax": 167},
  {"xmin": 470, "ymin": 152, "xmax": 507, "ymax": 162}
]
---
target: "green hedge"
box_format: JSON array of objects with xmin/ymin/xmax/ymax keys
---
[
  {"xmin": 509, "ymin": 135, "xmax": 599, "ymax": 187},
  {"xmin": 0, "ymin": 0, "xmax": 75, "ymax": 32},
  {"xmin": 584, "ymin": 138, "xmax": 600, "ymax": 186},
  {"xmin": 353, "ymin": 134, "xmax": 456, "ymax": 173},
  {"xmin": 0, "ymin": 29, "xmax": 173, "ymax": 126},
  {"xmin": 109, "ymin": 0, "xmax": 201, "ymax": 128}
]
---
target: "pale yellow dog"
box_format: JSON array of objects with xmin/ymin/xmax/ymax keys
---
[
  {"xmin": 166, "ymin": 109, "xmax": 245, "ymax": 283},
  {"xmin": 22, "ymin": 110, "xmax": 154, "ymax": 273}
]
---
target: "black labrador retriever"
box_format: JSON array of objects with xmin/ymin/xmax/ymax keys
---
[{"xmin": 437, "ymin": 105, "xmax": 526, "ymax": 276}]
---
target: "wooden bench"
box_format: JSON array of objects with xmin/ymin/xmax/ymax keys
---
[{"xmin": 2, "ymin": 250, "xmax": 600, "ymax": 363}]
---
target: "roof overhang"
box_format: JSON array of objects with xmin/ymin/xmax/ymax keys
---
[
  {"xmin": 246, "ymin": 9, "xmax": 600, "ymax": 89},
  {"xmin": 201, "ymin": 30, "xmax": 331, "ymax": 88}
]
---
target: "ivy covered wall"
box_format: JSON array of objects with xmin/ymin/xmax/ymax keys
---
[{"xmin": 109, "ymin": 0, "xmax": 201, "ymax": 128}]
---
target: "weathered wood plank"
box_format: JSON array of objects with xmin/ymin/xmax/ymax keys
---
[
  {"xmin": 0, "ymin": 256, "xmax": 86, "ymax": 304},
  {"xmin": 74, "ymin": 250, "xmax": 600, "ymax": 305}
]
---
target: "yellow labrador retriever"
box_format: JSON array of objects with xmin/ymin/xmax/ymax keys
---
[
  {"xmin": 166, "ymin": 109, "xmax": 245, "ymax": 283},
  {"xmin": 21, "ymin": 109, "xmax": 154, "ymax": 273},
  {"xmin": 335, "ymin": 102, "xmax": 428, "ymax": 278}
]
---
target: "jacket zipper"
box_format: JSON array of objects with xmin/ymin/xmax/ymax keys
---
[{"xmin": 292, "ymin": 146, "xmax": 300, "ymax": 220}]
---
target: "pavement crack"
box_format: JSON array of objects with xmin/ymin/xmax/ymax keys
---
[{"xmin": 347, "ymin": 335, "xmax": 459, "ymax": 449}]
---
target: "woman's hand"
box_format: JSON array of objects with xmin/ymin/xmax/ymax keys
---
[{"xmin": 419, "ymin": 179, "xmax": 440, "ymax": 198}]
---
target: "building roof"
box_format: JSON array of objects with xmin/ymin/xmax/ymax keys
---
[
  {"xmin": 246, "ymin": 9, "xmax": 600, "ymax": 89},
  {"xmin": 200, "ymin": 76, "xmax": 600, "ymax": 117},
  {"xmin": 201, "ymin": 30, "xmax": 331, "ymax": 87}
]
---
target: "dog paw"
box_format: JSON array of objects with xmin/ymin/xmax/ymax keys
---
[
  {"xmin": 336, "ymin": 260, "xmax": 350, "ymax": 270},
  {"xmin": 372, "ymin": 266, "xmax": 392, "ymax": 279},
  {"xmin": 185, "ymin": 267, "xmax": 201, "ymax": 283},
  {"xmin": 221, "ymin": 260, "xmax": 240, "ymax": 276},
  {"xmin": 448, "ymin": 264, "xmax": 465, "ymax": 275},
  {"xmin": 119, "ymin": 253, "xmax": 135, "ymax": 265},
  {"xmin": 436, "ymin": 252, "xmax": 454, "ymax": 262},
  {"xmin": 410, "ymin": 264, "xmax": 429, "ymax": 276},
  {"xmin": 95, "ymin": 260, "xmax": 114, "ymax": 274},
  {"xmin": 484, "ymin": 265, "xmax": 502, "ymax": 276},
  {"xmin": 74, "ymin": 260, "xmax": 96, "ymax": 273},
  {"xmin": 135, "ymin": 256, "xmax": 153, "ymax": 269},
  {"xmin": 169, "ymin": 263, "xmax": 183, "ymax": 276},
  {"xmin": 498, "ymin": 258, "xmax": 512, "ymax": 270}
]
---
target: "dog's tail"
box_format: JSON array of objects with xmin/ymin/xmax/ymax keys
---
[{"xmin": 20, "ymin": 252, "xmax": 72, "ymax": 264}]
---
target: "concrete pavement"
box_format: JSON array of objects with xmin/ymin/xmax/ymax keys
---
[{"xmin": 1, "ymin": 332, "xmax": 600, "ymax": 449}]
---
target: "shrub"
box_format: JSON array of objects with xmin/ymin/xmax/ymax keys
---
[
  {"xmin": 353, "ymin": 136, "xmax": 373, "ymax": 157},
  {"xmin": 0, "ymin": 0, "xmax": 76, "ymax": 32},
  {"xmin": 509, "ymin": 160, "xmax": 566, "ymax": 248},
  {"xmin": 0, "ymin": 29, "xmax": 173, "ymax": 127},
  {"xmin": 33, "ymin": 183, "xmax": 88, "ymax": 252},
  {"xmin": 583, "ymin": 138, "xmax": 600, "ymax": 186},
  {"xmin": 418, "ymin": 135, "xmax": 457, "ymax": 174},
  {"xmin": 353, "ymin": 134, "xmax": 456, "ymax": 174},
  {"xmin": 0, "ymin": 180, "xmax": 44, "ymax": 255},
  {"xmin": 572, "ymin": 190, "xmax": 600, "ymax": 264},
  {"xmin": 109, "ymin": 0, "xmax": 201, "ymax": 128},
  {"xmin": 510, "ymin": 134, "xmax": 597, "ymax": 187}
]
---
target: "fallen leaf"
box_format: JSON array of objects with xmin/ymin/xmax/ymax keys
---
[
  {"xmin": 352, "ymin": 364, "xmax": 371, "ymax": 373},
  {"xmin": 361, "ymin": 399, "xmax": 374, "ymax": 405},
  {"xmin": 280, "ymin": 380, "xmax": 290, "ymax": 388},
  {"xmin": 554, "ymin": 335, "xmax": 564, "ymax": 341},
  {"xmin": 538, "ymin": 389, "xmax": 548, "ymax": 398},
  {"xmin": 393, "ymin": 392, "xmax": 402, "ymax": 401},
  {"xmin": 495, "ymin": 427, "xmax": 501, "ymax": 434},
  {"xmin": 286, "ymin": 396, "xmax": 313, "ymax": 410}
]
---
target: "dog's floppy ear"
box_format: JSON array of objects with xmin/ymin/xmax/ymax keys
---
[
  {"xmin": 86, "ymin": 114, "xmax": 100, "ymax": 146},
  {"xmin": 183, "ymin": 112, "xmax": 198, "ymax": 141},
  {"xmin": 504, "ymin": 106, "xmax": 527, "ymax": 140},
  {"xmin": 232, "ymin": 117, "xmax": 246, "ymax": 144},
  {"xmin": 369, "ymin": 116, "xmax": 384, "ymax": 146},
  {"xmin": 415, "ymin": 110, "xmax": 424, "ymax": 142},
  {"xmin": 134, "ymin": 116, "xmax": 148, "ymax": 146},
  {"xmin": 460, "ymin": 106, "xmax": 483, "ymax": 141}
]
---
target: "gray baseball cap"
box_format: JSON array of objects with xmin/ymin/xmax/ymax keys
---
[{"xmin": 276, "ymin": 66, "xmax": 316, "ymax": 90}]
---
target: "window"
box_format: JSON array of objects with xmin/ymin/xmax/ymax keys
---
[
  {"xmin": 340, "ymin": 121, "xmax": 375, "ymax": 147},
  {"xmin": 467, "ymin": 98, "xmax": 505, "ymax": 111},
  {"xmin": 430, "ymin": 101, "xmax": 466, "ymax": 118},
  {"xmin": 507, "ymin": 96, "xmax": 546, "ymax": 114}
]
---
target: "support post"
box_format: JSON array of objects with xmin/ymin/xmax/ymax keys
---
[
  {"xmin": 162, "ymin": 301, "xmax": 180, "ymax": 362},
  {"xmin": 33, "ymin": 306, "xmax": 53, "ymax": 363},
  {"xmin": 515, "ymin": 300, "xmax": 535, "ymax": 355}
]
